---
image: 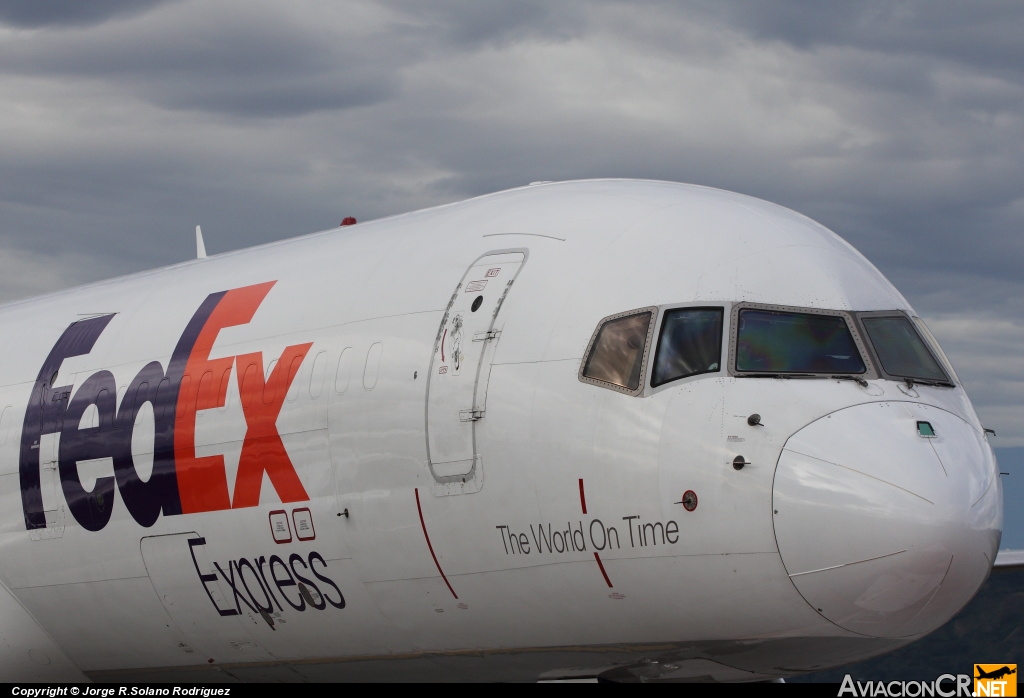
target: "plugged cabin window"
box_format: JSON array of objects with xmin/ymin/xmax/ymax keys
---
[
  {"xmin": 363, "ymin": 343, "xmax": 382, "ymax": 390},
  {"xmin": 154, "ymin": 378, "xmax": 172, "ymax": 420},
  {"xmin": 309, "ymin": 351, "xmax": 328, "ymax": 398},
  {"xmin": 652, "ymin": 308, "xmax": 723, "ymax": 387},
  {"xmin": 335, "ymin": 347, "xmax": 353, "ymax": 394},
  {"xmin": 238, "ymin": 363, "xmax": 260, "ymax": 408},
  {"xmin": 0, "ymin": 405, "xmax": 10, "ymax": 446},
  {"xmin": 861, "ymin": 315, "xmax": 951, "ymax": 384},
  {"xmin": 582, "ymin": 311, "xmax": 653, "ymax": 391},
  {"xmin": 286, "ymin": 354, "xmax": 305, "ymax": 402},
  {"xmin": 736, "ymin": 309, "xmax": 866, "ymax": 374}
]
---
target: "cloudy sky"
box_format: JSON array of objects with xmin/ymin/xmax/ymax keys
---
[{"xmin": 0, "ymin": 2, "xmax": 1021, "ymax": 469}]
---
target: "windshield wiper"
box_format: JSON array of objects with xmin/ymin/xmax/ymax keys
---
[
  {"xmin": 903, "ymin": 377, "xmax": 955, "ymax": 389},
  {"xmin": 831, "ymin": 374, "xmax": 869, "ymax": 387}
]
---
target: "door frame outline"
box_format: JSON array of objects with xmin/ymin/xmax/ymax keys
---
[{"xmin": 424, "ymin": 248, "xmax": 529, "ymax": 494}]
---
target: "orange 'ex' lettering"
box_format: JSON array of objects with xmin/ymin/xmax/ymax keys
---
[{"xmin": 175, "ymin": 281, "xmax": 310, "ymax": 513}]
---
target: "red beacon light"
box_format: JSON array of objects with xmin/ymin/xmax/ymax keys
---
[{"xmin": 340, "ymin": 217, "xmax": 357, "ymax": 226}]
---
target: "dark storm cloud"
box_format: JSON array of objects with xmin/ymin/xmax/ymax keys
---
[
  {"xmin": 0, "ymin": 0, "xmax": 179, "ymax": 28},
  {"xmin": 157, "ymin": 75, "xmax": 390, "ymax": 118},
  {"xmin": 689, "ymin": 0, "xmax": 1024, "ymax": 75},
  {"xmin": 382, "ymin": 0, "xmax": 586, "ymax": 49},
  {"xmin": 0, "ymin": 7, "xmax": 401, "ymax": 117}
]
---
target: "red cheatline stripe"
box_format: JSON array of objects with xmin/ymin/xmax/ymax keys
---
[
  {"xmin": 579, "ymin": 478, "xmax": 612, "ymax": 588},
  {"xmin": 593, "ymin": 553, "xmax": 613, "ymax": 588},
  {"xmin": 415, "ymin": 488, "xmax": 458, "ymax": 599}
]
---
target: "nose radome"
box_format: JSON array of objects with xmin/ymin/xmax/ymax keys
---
[{"xmin": 773, "ymin": 402, "xmax": 1001, "ymax": 639}]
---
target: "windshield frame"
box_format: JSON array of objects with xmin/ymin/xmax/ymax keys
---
[
  {"xmin": 854, "ymin": 310, "xmax": 955, "ymax": 387},
  {"xmin": 728, "ymin": 302, "xmax": 878, "ymax": 379},
  {"xmin": 650, "ymin": 305, "xmax": 726, "ymax": 388},
  {"xmin": 579, "ymin": 302, "xmax": 958, "ymax": 396},
  {"xmin": 578, "ymin": 306, "xmax": 658, "ymax": 396}
]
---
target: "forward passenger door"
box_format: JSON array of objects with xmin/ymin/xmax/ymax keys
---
[{"xmin": 425, "ymin": 250, "xmax": 526, "ymax": 494}]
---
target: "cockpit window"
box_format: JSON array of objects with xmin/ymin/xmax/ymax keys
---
[
  {"xmin": 582, "ymin": 310, "xmax": 653, "ymax": 391},
  {"xmin": 912, "ymin": 316, "xmax": 960, "ymax": 384},
  {"xmin": 860, "ymin": 315, "xmax": 951, "ymax": 384},
  {"xmin": 652, "ymin": 308, "xmax": 723, "ymax": 387},
  {"xmin": 736, "ymin": 309, "xmax": 866, "ymax": 374}
]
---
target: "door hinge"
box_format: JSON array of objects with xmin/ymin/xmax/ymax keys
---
[
  {"xmin": 459, "ymin": 408, "xmax": 485, "ymax": 422},
  {"xmin": 472, "ymin": 330, "xmax": 500, "ymax": 342}
]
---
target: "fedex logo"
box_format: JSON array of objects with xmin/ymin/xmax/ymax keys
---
[{"xmin": 19, "ymin": 281, "xmax": 311, "ymax": 532}]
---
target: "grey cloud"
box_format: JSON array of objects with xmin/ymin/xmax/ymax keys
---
[
  {"xmin": 145, "ymin": 74, "xmax": 395, "ymax": 117},
  {"xmin": 0, "ymin": 1, "xmax": 586, "ymax": 120},
  {"xmin": 687, "ymin": 0, "xmax": 1024, "ymax": 72},
  {"xmin": 382, "ymin": 0, "xmax": 586, "ymax": 49},
  {"xmin": 0, "ymin": 5, "xmax": 404, "ymax": 117},
  {"xmin": 0, "ymin": 0, "xmax": 1021, "ymax": 443},
  {"xmin": 5, "ymin": 16, "xmax": 332, "ymax": 78},
  {"xmin": 0, "ymin": 0, "xmax": 180, "ymax": 28}
]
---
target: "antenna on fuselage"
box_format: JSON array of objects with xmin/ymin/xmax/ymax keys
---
[{"xmin": 195, "ymin": 225, "xmax": 207, "ymax": 259}]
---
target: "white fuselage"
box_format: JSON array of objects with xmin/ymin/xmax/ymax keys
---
[{"xmin": 0, "ymin": 180, "xmax": 1001, "ymax": 682}]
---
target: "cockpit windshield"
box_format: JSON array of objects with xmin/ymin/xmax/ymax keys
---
[
  {"xmin": 581, "ymin": 303, "xmax": 955, "ymax": 395},
  {"xmin": 736, "ymin": 308, "xmax": 866, "ymax": 374},
  {"xmin": 652, "ymin": 308, "xmax": 723, "ymax": 386},
  {"xmin": 859, "ymin": 315, "xmax": 951, "ymax": 384},
  {"xmin": 581, "ymin": 310, "xmax": 653, "ymax": 391}
]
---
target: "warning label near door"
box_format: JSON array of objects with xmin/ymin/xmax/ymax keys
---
[
  {"xmin": 269, "ymin": 510, "xmax": 292, "ymax": 543},
  {"xmin": 465, "ymin": 280, "xmax": 488, "ymax": 293}
]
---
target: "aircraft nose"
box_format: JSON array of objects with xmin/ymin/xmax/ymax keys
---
[{"xmin": 773, "ymin": 402, "xmax": 1001, "ymax": 638}]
